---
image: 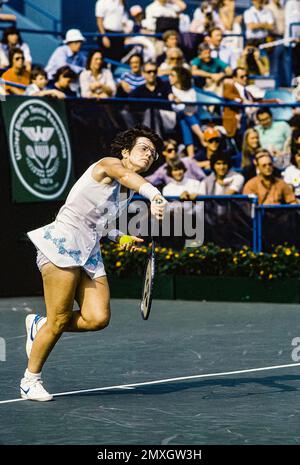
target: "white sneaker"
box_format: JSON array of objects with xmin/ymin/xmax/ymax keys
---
[
  {"xmin": 25, "ymin": 314, "xmax": 45, "ymax": 358},
  {"xmin": 20, "ymin": 377, "xmax": 53, "ymax": 402}
]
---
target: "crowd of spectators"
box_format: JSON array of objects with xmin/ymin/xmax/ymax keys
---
[{"xmin": 1, "ymin": 0, "xmax": 300, "ymax": 206}]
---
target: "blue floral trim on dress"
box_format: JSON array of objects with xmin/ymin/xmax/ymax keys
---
[
  {"xmin": 43, "ymin": 224, "xmax": 82, "ymax": 264},
  {"xmin": 85, "ymin": 250, "xmax": 102, "ymax": 269}
]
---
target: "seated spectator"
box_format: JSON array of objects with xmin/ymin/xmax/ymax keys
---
[
  {"xmin": 0, "ymin": 26, "xmax": 32, "ymax": 72},
  {"xmin": 191, "ymin": 43, "xmax": 231, "ymax": 95},
  {"xmin": 222, "ymin": 67, "xmax": 255, "ymax": 140},
  {"xmin": 48, "ymin": 66, "xmax": 77, "ymax": 97},
  {"xmin": 45, "ymin": 29, "xmax": 86, "ymax": 81},
  {"xmin": 205, "ymin": 26, "xmax": 239, "ymax": 69},
  {"xmin": 242, "ymin": 147, "xmax": 282, "ymax": 183},
  {"xmin": 162, "ymin": 159, "xmax": 203, "ymax": 198},
  {"xmin": 243, "ymin": 150, "xmax": 297, "ymax": 204},
  {"xmin": 123, "ymin": 6, "xmax": 156, "ymax": 62},
  {"xmin": 2, "ymin": 48, "xmax": 30, "ymax": 95},
  {"xmin": 117, "ymin": 54, "xmax": 145, "ymax": 96},
  {"xmin": 241, "ymin": 128, "xmax": 261, "ymax": 168},
  {"xmin": 80, "ymin": 50, "xmax": 116, "ymax": 99},
  {"xmin": 144, "ymin": 0, "xmax": 187, "ymax": 33},
  {"xmin": 158, "ymin": 47, "xmax": 189, "ymax": 76},
  {"xmin": 237, "ymin": 42, "xmax": 269, "ymax": 77},
  {"xmin": 168, "ymin": 66, "xmax": 205, "ymax": 158},
  {"xmin": 0, "ymin": 44, "xmax": 7, "ymax": 69},
  {"xmin": 146, "ymin": 138, "xmax": 206, "ymax": 186},
  {"xmin": 25, "ymin": 67, "xmax": 65, "ymax": 98},
  {"xmin": 129, "ymin": 5, "xmax": 144, "ymax": 32},
  {"xmin": 282, "ymin": 130, "xmax": 300, "ymax": 196},
  {"xmin": 243, "ymin": 0, "xmax": 275, "ymax": 47},
  {"xmin": 255, "ymin": 108, "xmax": 291, "ymax": 168},
  {"xmin": 156, "ymin": 30, "xmax": 180, "ymax": 66},
  {"xmin": 190, "ymin": 1, "xmax": 223, "ymax": 34},
  {"xmin": 130, "ymin": 61, "xmax": 171, "ymax": 99},
  {"xmin": 199, "ymin": 151, "xmax": 244, "ymax": 194},
  {"xmin": 196, "ymin": 127, "xmax": 223, "ymax": 169}
]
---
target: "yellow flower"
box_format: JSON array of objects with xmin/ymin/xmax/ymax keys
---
[
  {"xmin": 115, "ymin": 261, "xmax": 122, "ymax": 268},
  {"xmin": 285, "ymin": 249, "xmax": 292, "ymax": 256},
  {"xmin": 272, "ymin": 254, "xmax": 277, "ymax": 258},
  {"xmin": 295, "ymin": 253, "xmax": 300, "ymax": 257},
  {"xmin": 118, "ymin": 251, "xmax": 124, "ymax": 256},
  {"xmin": 189, "ymin": 253, "xmax": 194, "ymax": 257},
  {"xmin": 166, "ymin": 255, "xmax": 171, "ymax": 260},
  {"xmin": 260, "ymin": 270, "xmax": 264, "ymax": 275},
  {"xmin": 269, "ymin": 274, "xmax": 273, "ymax": 279},
  {"xmin": 175, "ymin": 253, "xmax": 179, "ymax": 258},
  {"xmin": 233, "ymin": 257, "xmax": 238, "ymax": 264}
]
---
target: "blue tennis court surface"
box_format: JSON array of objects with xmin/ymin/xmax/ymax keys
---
[{"xmin": 0, "ymin": 297, "xmax": 300, "ymax": 445}]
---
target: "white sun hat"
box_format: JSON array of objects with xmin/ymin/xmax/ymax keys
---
[{"xmin": 64, "ymin": 29, "xmax": 86, "ymax": 44}]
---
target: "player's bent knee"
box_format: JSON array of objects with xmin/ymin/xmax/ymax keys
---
[{"xmin": 88, "ymin": 311, "xmax": 111, "ymax": 331}]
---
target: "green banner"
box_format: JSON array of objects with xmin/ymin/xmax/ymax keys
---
[{"xmin": 1, "ymin": 96, "xmax": 74, "ymax": 203}]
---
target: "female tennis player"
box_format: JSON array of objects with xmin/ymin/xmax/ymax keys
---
[{"xmin": 20, "ymin": 125, "xmax": 167, "ymax": 401}]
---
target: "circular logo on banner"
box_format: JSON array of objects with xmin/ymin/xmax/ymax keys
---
[{"xmin": 9, "ymin": 99, "xmax": 72, "ymax": 200}]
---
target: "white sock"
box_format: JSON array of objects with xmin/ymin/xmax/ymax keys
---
[
  {"xmin": 24, "ymin": 369, "xmax": 42, "ymax": 380},
  {"xmin": 36, "ymin": 317, "xmax": 47, "ymax": 332}
]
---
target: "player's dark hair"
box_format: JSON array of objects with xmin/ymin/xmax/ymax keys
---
[{"xmin": 110, "ymin": 125, "xmax": 164, "ymax": 159}]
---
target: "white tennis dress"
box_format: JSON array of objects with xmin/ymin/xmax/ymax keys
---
[{"xmin": 27, "ymin": 161, "xmax": 133, "ymax": 279}]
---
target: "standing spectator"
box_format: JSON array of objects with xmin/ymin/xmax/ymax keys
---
[
  {"xmin": 205, "ymin": 26, "xmax": 239, "ymax": 69},
  {"xmin": 222, "ymin": 67, "xmax": 254, "ymax": 139},
  {"xmin": 158, "ymin": 47, "xmax": 188, "ymax": 76},
  {"xmin": 144, "ymin": 0, "xmax": 186, "ymax": 33},
  {"xmin": 0, "ymin": 26, "xmax": 32, "ymax": 72},
  {"xmin": 191, "ymin": 43, "xmax": 231, "ymax": 94},
  {"xmin": 190, "ymin": 1, "xmax": 223, "ymax": 34},
  {"xmin": 117, "ymin": 54, "xmax": 145, "ymax": 96},
  {"xmin": 168, "ymin": 66, "xmax": 205, "ymax": 158},
  {"xmin": 47, "ymin": 66, "xmax": 77, "ymax": 97},
  {"xmin": 265, "ymin": 0, "xmax": 286, "ymax": 86},
  {"xmin": 156, "ymin": 30, "xmax": 180, "ymax": 65},
  {"xmin": 130, "ymin": 5, "xmax": 144, "ymax": 32},
  {"xmin": 243, "ymin": 0, "xmax": 275, "ymax": 46},
  {"xmin": 124, "ymin": 6, "xmax": 156, "ymax": 62},
  {"xmin": 199, "ymin": 151, "xmax": 244, "ymax": 194},
  {"xmin": 2, "ymin": 48, "xmax": 30, "ymax": 95},
  {"xmin": 255, "ymin": 108, "xmax": 291, "ymax": 168},
  {"xmin": 241, "ymin": 128, "xmax": 261, "ymax": 169},
  {"xmin": 79, "ymin": 50, "xmax": 116, "ymax": 98},
  {"xmin": 130, "ymin": 61, "xmax": 171, "ymax": 99},
  {"xmin": 162, "ymin": 159, "xmax": 203, "ymax": 198},
  {"xmin": 146, "ymin": 139, "xmax": 206, "ymax": 186},
  {"xmin": 95, "ymin": 0, "xmax": 127, "ymax": 61},
  {"xmin": 282, "ymin": 129, "xmax": 300, "ymax": 195},
  {"xmin": 243, "ymin": 150, "xmax": 297, "ymax": 204},
  {"xmin": 25, "ymin": 66, "xmax": 65, "ymax": 98},
  {"xmin": 285, "ymin": 0, "xmax": 300, "ymax": 78},
  {"xmin": 45, "ymin": 29, "xmax": 86, "ymax": 81},
  {"xmin": 237, "ymin": 42, "xmax": 269, "ymax": 77}
]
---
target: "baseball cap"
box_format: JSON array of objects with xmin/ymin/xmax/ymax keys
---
[
  {"xmin": 203, "ymin": 127, "xmax": 221, "ymax": 141},
  {"xmin": 64, "ymin": 29, "xmax": 86, "ymax": 44},
  {"xmin": 130, "ymin": 5, "xmax": 143, "ymax": 16}
]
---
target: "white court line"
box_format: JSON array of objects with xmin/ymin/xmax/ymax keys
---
[{"xmin": 1, "ymin": 362, "xmax": 300, "ymax": 406}]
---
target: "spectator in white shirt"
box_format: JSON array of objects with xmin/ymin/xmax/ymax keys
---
[
  {"xmin": 79, "ymin": 50, "xmax": 116, "ymax": 98},
  {"xmin": 243, "ymin": 0, "xmax": 275, "ymax": 44},
  {"xmin": 0, "ymin": 26, "xmax": 32, "ymax": 72},
  {"xmin": 25, "ymin": 66, "xmax": 65, "ymax": 99},
  {"xmin": 199, "ymin": 151, "xmax": 244, "ymax": 195},
  {"xmin": 158, "ymin": 47, "xmax": 189, "ymax": 76},
  {"xmin": 163, "ymin": 159, "xmax": 203, "ymax": 199},
  {"xmin": 95, "ymin": 0, "xmax": 127, "ymax": 61},
  {"xmin": 144, "ymin": 0, "xmax": 186, "ymax": 32},
  {"xmin": 205, "ymin": 26, "xmax": 240, "ymax": 69},
  {"xmin": 285, "ymin": 0, "xmax": 300, "ymax": 78},
  {"xmin": 282, "ymin": 130, "xmax": 300, "ymax": 195}
]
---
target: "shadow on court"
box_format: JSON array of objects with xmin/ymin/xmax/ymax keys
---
[{"xmin": 1, "ymin": 297, "xmax": 300, "ymax": 445}]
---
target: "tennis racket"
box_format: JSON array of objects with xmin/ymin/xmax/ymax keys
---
[{"xmin": 140, "ymin": 238, "xmax": 156, "ymax": 320}]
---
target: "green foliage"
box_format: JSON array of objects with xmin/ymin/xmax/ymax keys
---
[{"xmin": 101, "ymin": 243, "xmax": 300, "ymax": 280}]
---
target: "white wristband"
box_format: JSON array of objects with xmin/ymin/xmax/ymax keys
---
[{"xmin": 139, "ymin": 183, "xmax": 160, "ymax": 202}]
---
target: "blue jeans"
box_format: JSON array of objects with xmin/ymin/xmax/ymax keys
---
[{"xmin": 178, "ymin": 112, "xmax": 200, "ymax": 146}]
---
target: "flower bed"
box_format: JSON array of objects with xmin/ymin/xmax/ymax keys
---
[{"xmin": 102, "ymin": 243, "xmax": 300, "ymax": 281}]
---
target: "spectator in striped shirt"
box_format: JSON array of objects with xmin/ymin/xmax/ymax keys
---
[{"xmin": 117, "ymin": 54, "xmax": 145, "ymax": 96}]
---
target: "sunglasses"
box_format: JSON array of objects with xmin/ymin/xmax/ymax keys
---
[
  {"xmin": 15, "ymin": 56, "xmax": 24, "ymax": 61},
  {"xmin": 240, "ymin": 74, "xmax": 248, "ymax": 78},
  {"xmin": 165, "ymin": 147, "xmax": 176, "ymax": 153},
  {"xmin": 208, "ymin": 137, "xmax": 221, "ymax": 143},
  {"xmin": 144, "ymin": 69, "xmax": 157, "ymax": 74},
  {"xmin": 295, "ymin": 143, "xmax": 300, "ymax": 151}
]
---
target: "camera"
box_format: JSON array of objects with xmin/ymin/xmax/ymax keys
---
[{"xmin": 247, "ymin": 47, "xmax": 255, "ymax": 55}]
